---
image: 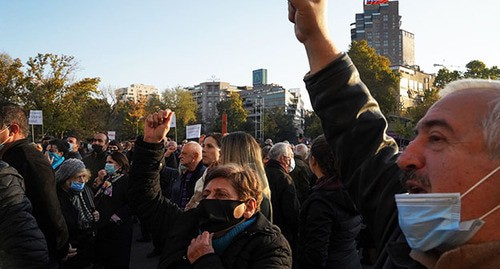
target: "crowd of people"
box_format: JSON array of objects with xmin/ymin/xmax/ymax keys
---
[{"xmin": 0, "ymin": 0, "xmax": 498, "ymax": 268}]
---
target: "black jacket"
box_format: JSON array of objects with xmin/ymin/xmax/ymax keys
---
[
  {"xmin": 168, "ymin": 161, "xmax": 206, "ymax": 209},
  {"xmin": 2, "ymin": 138, "xmax": 69, "ymax": 259},
  {"xmin": 297, "ymin": 177, "xmax": 362, "ymax": 269},
  {"xmin": 265, "ymin": 159, "xmax": 300, "ymax": 247},
  {"xmin": 305, "ymin": 54, "xmax": 423, "ymax": 268},
  {"xmin": 0, "ymin": 160, "xmax": 49, "ymax": 268},
  {"xmin": 82, "ymin": 150, "xmax": 107, "ymax": 187},
  {"xmin": 129, "ymin": 137, "xmax": 292, "ymax": 269}
]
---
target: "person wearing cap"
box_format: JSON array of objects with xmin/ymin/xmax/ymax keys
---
[{"xmin": 55, "ymin": 159, "xmax": 99, "ymax": 269}]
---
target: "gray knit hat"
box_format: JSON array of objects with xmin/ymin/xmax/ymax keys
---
[{"xmin": 55, "ymin": 158, "xmax": 86, "ymax": 183}]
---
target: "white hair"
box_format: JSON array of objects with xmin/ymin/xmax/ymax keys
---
[
  {"xmin": 440, "ymin": 79, "xmax": 500, "ymax": 159},
  {"xmin": 269, "ymin": 142, "xmax": 292, "ymax": 160},
  {"xmin": 294, "ymin": 143, "xmax": 309, "ymax": 160}
]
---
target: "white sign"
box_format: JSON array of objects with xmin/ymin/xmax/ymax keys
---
[
  {"xmin": 170, "ymin": 114, "xmax": 176, "ymax": 128},
  {"xmin": 186, "ymin": 124, "xmax": 201, "ymax": 139},
  {"xmin": 108, "ymin": 131, "xmax": 116, "ymax": 141},
  {"xmin": 28, "ymin": 110, "xmax": 43, "ymax": 125}
]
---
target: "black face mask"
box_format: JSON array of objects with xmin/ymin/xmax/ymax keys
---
[
  {"xmin": 198, "ymin": 199, "xmax": 246, "ymax": 233},
  {"xmin": 92, "ymin": 144, "xmax": 104, "ymax": 154}
]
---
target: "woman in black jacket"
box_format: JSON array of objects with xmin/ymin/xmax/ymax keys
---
[
  {"xmin": 55, "ymin": 158, "xmax": 99, "ymax": 269},
  {"xmin": 0, "ymin": 160, "xmax": 48, "ymax": 268},
  {"xmin": 129, "ymin": 110, "xmax": 292, "ymax": 269},
  {"xmin": 93, "ymin": 151, "xmax": 133, "ymax": 268},
  {"xmin": 297, "ymin": 135, "xmax": 362, "ymax": 269}
]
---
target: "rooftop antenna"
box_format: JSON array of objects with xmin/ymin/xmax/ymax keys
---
[{"xmin": 207, "ymin": 75, "xmax": 220, "ymax": 82}]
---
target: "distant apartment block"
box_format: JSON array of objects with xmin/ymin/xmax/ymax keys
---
[
  {"xmin": 188, "ymin": 81, "xmax": 246, "ymax": 129},
  {"xmin": 115, "ymin": 84, "xmax": 159, "ymax": 102},
  {"xmin": 351, "ymin": 0, "xmax": 415, "ymax": 66},
  {"xmin": 391, "ymin": 66, "xmax": 435, "ymax": 111}
]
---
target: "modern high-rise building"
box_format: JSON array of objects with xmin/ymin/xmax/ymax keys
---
[
  {"xmin": 351, "ymin": 0, "xmax": 415, "ymax": 66},
  {"xmin": 115, "ymin": 84, "xmax": 159, "ymax": 103}
]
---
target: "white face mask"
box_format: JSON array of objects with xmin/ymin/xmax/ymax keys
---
[
  {"xmin": 0, "ymin": 125, "xmax": 11, "ymax": 152},
  {"xmin": 395, "ymin": 166, "xmax": 500, "ymax": 252}
]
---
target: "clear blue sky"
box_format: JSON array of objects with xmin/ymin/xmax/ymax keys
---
[{"xmin": 2, "ymin": 0, "xmax": 499, "ymax": 110}]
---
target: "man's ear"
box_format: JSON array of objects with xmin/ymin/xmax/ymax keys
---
[{"xmin": 7, "ymin": 123, "xmax": 20, "ymax": 136}]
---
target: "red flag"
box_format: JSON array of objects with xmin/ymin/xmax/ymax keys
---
[
  {"xmin": 221, "ymin": 112, "xmax": 227, "ymax": 134},
  {"xmin": 366, "ymin": 0, "xmax": 389, "ymax": 5}
]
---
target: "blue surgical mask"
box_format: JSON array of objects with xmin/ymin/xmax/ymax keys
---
[
  {"xmin": 396, "ymin": 166, "xmax": 500, "ymax": 252},
  {"xmin": 105, "ymin": 163, "xmax": 116, "ymax": 174},
  {"xmin": 49, "ymin": 152, "xmax": 64, "ymax": 170},
  {"xmin": 70, "ymin": 181, "xmax": 85, "ymax": 192}
]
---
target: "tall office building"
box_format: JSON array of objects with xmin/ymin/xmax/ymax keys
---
[{"xmin": 351, "ymin": 0, "xmax": 414, "ymax": 66}]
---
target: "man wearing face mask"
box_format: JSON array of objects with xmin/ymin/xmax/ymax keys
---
[
  {"xmin": 0, "ymin": 102, "xmax": 71, "ymax": 268},
  {"xmin": 265, "ymin": 142, "xmax": 300, "ymax": 256},
  {"xmin": 288, "ymin": 0, "xmax": 499, "ymax": 268},
  {"xmin": 128, "ymin": 110, "xmax": 292, "ymax": 268},
  {"xmin": 83, "ymin": 133, "xmax": 108, "ymax": 188},
  {"xmin": 66, "ymin": 135, "xmax": 83, "ymax": 160},
  {"xmin": 46, "ymin": 139, "xmax": 69, "ymax": 171}
]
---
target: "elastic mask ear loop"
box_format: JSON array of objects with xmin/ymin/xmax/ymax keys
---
[{"xmin": 461, "ymin": 166, "xmax": 500, "ymax": 198}]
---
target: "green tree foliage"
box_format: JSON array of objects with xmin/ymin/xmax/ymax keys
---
[
  {"xmin": 0, "ymin": 53, "xmax": 25, "ymax": 103},
  {"xmin": 264, "ymin": 107, "xmax": 296, "ymax": 143},
  {"xmin": 303, "ymin": 110, "xmax": 322, "ymax": 141},
  {"xmin": 80, "ymin": 98, "xmax": 112, "ymax": 139},
  {"xmin": 214, "ymin": 92, "xmax": 248, "ymax": 133},
  {"xmin": 162, "ymin": 87, "xmax": 197, "ymax": 141},
  {"xmin": 21, "ymin": 53, "xmax": 100, "ymax": 138},
  {"xmin": 433, "ymin": 68, "xmax": 462, "ymax": 89},
  {"xmin": 348, "ymin": 40, "xmax": 399, "ymax": 115},
  {"xmin": 434, "ymin": 60, "xmax": 500, "ymax": 88}
]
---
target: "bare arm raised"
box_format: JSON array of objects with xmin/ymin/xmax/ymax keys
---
[{"xmin": 288, "ymin": 0, "xmax": 342, "ymax": 74}]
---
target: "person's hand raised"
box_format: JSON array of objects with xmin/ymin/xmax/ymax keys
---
[{"xmin": 143, "ymin": 110, "xmax": 174, "ymax": 143}]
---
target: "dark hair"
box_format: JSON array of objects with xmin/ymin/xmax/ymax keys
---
[
  {"xmin": 204, "ymin": 163, "xmax": 263, "ymax": 209},
  {"xmin": 0, "ymin": 102, "xmax": 29, "ymax": 136},
  {"xmin": 108, "ymin": 140, "xmax": 123, "ymax": 150},
  {"xmin": 49, "ymin": 139, "xmax": 69, "ymax": 156},
  {"xmin": 310, "ymin": 134, "xmax": 337, "ymax": 177},
  {"xmin": 109, "ymin": 151, "xmax": 129, "ymax": 173},
  {"xmin": 205, "ymin": 132, "xmax": 223, "ymax": 149}
]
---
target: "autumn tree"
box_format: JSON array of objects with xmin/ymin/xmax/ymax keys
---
[
  {"xmin": 348, "ymin": 40, "xmax": 399, "ymax": 115},
  {"xmin": 22, "ymin": 53, "xmax": 100, "ymax": 138},
  {"xmin": 162, "ymin": 87, "xmax": 197, "ymax": 141},
  {"xmin": 0, "ymin": 53, "xmax": 25, "ymax": 103},
  {"xmin": 214, "ymin": 92, "xmax": 248, "ymax": 133}
]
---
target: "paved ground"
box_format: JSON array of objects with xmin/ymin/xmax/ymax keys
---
[{"xmin": 130, "ymin": 221, "xmax": 160, "ymax": 269}]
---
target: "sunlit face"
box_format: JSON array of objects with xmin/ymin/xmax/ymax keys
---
[
  {"xmin": 201, "ymin": 136, "xmax": 220, "ymax": 166},
  {"xmin": 179, "ymin": 144, "xmax": 196, "ymax": 166},
  {"xmin": 92, "ymin": 133, "xmax": 107, "ymax": 148},
  {"xmin": 397, "ymin": 89, "xmax": 500, "ymax": 220},
  {"xmin": 106, "ymin": 156, "xmax": 121, "ymax": 171},
  {"xmin": 67, "ymin": 136, "xmax": 79, "ymax": 152},
  {"xmin": 202, "ymin": 177, "xmax": 239, "ymax": 200}
]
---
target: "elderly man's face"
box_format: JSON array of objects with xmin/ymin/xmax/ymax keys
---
[
  {"xmin": 179, "ymin": 144, "xmax": 196, "ymax": 166},
  {"xmin": 397, "ymin": 89, "xmax": 500, "ymax": 222}
]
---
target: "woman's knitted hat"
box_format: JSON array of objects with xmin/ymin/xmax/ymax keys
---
[{"xmin": 55, "ymin": 158, "xmax": 86, "ymax": 183}]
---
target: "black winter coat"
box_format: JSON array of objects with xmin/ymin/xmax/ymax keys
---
[
  {"xmin": 0, "ymin": 160, "xmax": 49, "ymax": 268},
  {"xmin": 305, "ymin": 54, "xmax": 424, "ymax": 268},
  {"xmin": 129, "ymin": 137, "xmax": 292, "ymax": 269},
  {"xmin": 297, "ymin": 177, "xmax": 362, "ymax": 269},
  {"xmin": 2, "ymin": 138, "xmax": 69, "ymax": 259},
  {"xmin": 264, "ymin": 159, "xmax": 300, "ymax": 247}
]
